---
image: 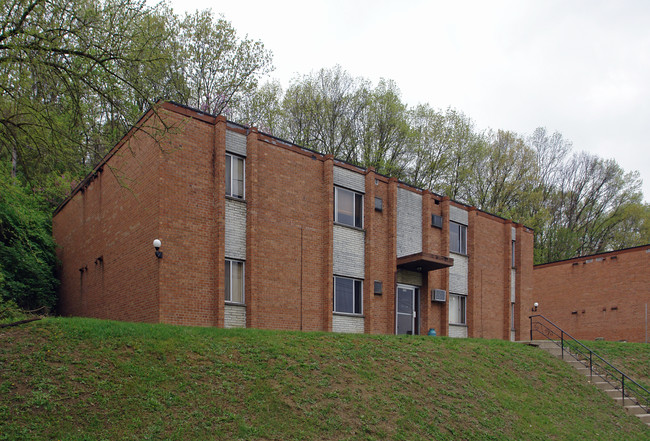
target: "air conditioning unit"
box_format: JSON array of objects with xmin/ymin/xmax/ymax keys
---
[{"xmin": 432, "ymin": 289, "xmax": 446, "ymax": 302}]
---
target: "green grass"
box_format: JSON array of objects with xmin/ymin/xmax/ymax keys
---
[
  {"xmin": 579, "ymin": 339, "xmax": 650, "ymax": 391},
  {"xmin": 1, "ymin": 318, "xmax": 648, "ymax": 440}
]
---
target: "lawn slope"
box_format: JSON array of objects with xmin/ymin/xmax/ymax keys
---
[
  {"xmin": 582, "ymin": 339, "xmax": 650, "ymax": 390},
  {"xmin": 1, "ymin": 318, "xmax": 648, "ymax": 440}
]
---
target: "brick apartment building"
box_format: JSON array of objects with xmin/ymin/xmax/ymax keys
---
[
  {"xmin": 53, "ymin": 102, "xmax": 534, "ymax": 339},
  {"xmin": 533, "ymin": 245, "xmax": 650, "ymax": 343}
]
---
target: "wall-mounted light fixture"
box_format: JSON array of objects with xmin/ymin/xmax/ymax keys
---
[
  {"xmin": 531, "ymin": 302, "xmax": 539, "ymax": 312},
  {"xmin": 153, "ymin": 239, "xmax": 163, "ymax": 259}
]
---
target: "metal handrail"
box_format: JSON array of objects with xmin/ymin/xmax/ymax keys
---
[{"xmin": 529, "ymin": 314, "xmax": 650, "ymax": 414}]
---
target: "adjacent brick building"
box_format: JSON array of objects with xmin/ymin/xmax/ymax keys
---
[
  {"xmin": 53, "ymin": 102, "xmax": 535, "ymax": 339},
  {"xmin": 533, "ymin": 245, "xmax": 650, "ymax": 343}
]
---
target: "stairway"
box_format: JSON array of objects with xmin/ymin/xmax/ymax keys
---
[{"xmin": 528, "ymin": 340, "xmax": 650, "ymax": 427}]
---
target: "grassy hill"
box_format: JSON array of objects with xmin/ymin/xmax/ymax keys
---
[
  {"xmin": 1, "ymin": 318, "xmax": 648, "ymax": 440},
  {"xmin": 582, "ymin": 339, "xmax": 650, "ymax": 391}
]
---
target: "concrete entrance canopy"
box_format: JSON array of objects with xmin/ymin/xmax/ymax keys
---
[{"xmin": 396, "ymin": 252, "xmax": 454, "ymax": 272}]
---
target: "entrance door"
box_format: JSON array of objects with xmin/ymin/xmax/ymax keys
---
[{"xmin": 397, "ymin": 285, "xmax": 418, "ymax": 335}]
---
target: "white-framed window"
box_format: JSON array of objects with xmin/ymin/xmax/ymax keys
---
[
  {"xmin": 449, "ymin": 293, "xmax": 466, "ymax": 325},
  {"xmin": 335, "ymin": 187, "xmax": 363, "ymax": 228},
  {"xmin": 511, "ymin": 302, "xmax": 516, "ymax": 331},
  {"xmin": 225, "ymin": 259, "xmax": 244, "ymax": 303},
  {"xmin": 334, "ymin": 276, "xmax": 362, "ymax": 315},
  {"xmin": 511, "ymin": 240, "xmax": 516, "ymax": 268},
  {"xmin": 226, "ymin": 153, "xmax": 245, "ymax": 199},
  {"xmin": 450, "ymin": 222, "xmax": 467, "ymax": 255}
]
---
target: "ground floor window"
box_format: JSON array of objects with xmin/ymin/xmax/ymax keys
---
[
  {"xmin": 225, "ymin": 259, "xmax": 244, "ymax": 303},
  {"xmin": 334, "ymin": 276, "xmax": 362, "ymax": 314},
  {"xmin": 449, "ymin": 294, "xmax": 466, "ymax": 325}
]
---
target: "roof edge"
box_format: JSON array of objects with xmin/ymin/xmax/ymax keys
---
[
  {"xmin": 53, "ymin": 100, "xmax": 535, "ymax": 231},
  {"xmin": 534, "ymin": 243, "xmax": 650, "ymax": 269}
]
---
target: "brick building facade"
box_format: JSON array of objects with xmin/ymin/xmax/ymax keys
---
[
  {"xmin": 53, "ymin": 102, "xmax": 535, "ymax": 339},
  {"xmin": 533, "ymin": 245, "xmax": 650, "ymax": 343}
]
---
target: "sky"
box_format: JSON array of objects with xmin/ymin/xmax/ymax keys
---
[{"xmin": 166, "ymin": 0, "xmax": 650, "ymax": 202}]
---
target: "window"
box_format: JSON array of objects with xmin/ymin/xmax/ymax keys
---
[
  {"xmin": 511, "ymin": 240, "xmax": 516, "ymax": 268},
  {"xmin": 335, "ymin": 187, "xmax": 363, "ymax": 228},
  {"xmin": 225, "ymin": 259, "xmax": 244, "ymax": 303},
  {"xmin": 511, "ymin": 302, "xmax": 516, "ymax": 331},
  {"xmin": 449, "ymin": 294, "xmax": 466, "ymax": 325},
  {"xmin": 334, "ymin": 276, "xmax": 362, "ymax": 314},
  {"xmin": 226, "ymin": 154, "xmax": 244, "ymax": 198},
  {"xmin": 450, "ymin": 222, "xmax": 467, "ymax": 254}
]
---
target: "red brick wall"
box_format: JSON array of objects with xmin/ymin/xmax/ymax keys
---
[
  {"xmin": 244, "ymin": 134, "xmax": 332, "ymax": 331},
  {"xmin": 463, "ymin": 209, "xmax": 534, "ymax": 340},
  {"xmin": 421, "ymin": 192, "xmax": 446, "ymax": 336},
  {"xmin": 515, "ymin": 224, "xmax": 535, "ymax": 340},
  {"xmin": 157, "ymin": 110, "xmax": 223, "ymax": 326},
  {"xmin": 54, "ymin": 110, "xmax": 164, "ymax": 322},
  {"xmin": 533, "ymin": 245, "xmax": 650, "ymax": 343},
  {"xmin": 363, "ymin": 170, "xmax": 395, "ymax": 334}
]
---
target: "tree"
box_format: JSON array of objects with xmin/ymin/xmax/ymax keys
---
[
  {"xmin": 281, "ymin": 66, "xmax": 369, "ymax": 161},
  {"xmin": 354, "ymin": 79, "xmax": 410, "ymax": 178},
  {"xmin": 464, "ymin": 129, "xmax": 539, "ymax": 219},
  {"xmin": 0, "ymin": 163, "xmax": 58, "ymax": 309},
  {"xmin": 535, "ymin": 153, "xmax": 643, "ymax": 263},
  {"xmin": 228, "ymin": 80, "xmax": 284, "ymax": 134},
  {"xmin": 0, "ymin": 0, "xmax": 177, "ymax": 192},
  {"xmin": 1, "ymin": 1, "xmax": 274, "ymax": 205},
  {"xmin": 406, "ymin": 106, "xmax": 480, "ymax": 199},
  {"xmin": 177, "ymin": 9, "xmax": 273, "ymax": 116}
]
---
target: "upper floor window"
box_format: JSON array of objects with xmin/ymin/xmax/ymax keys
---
[
  {"xmin": 225, "ymin": 259, "xmax": 244, "ymax": 303},
  {"xmin": 334, "ymin": 276, "xmax": 362, "ymax": 315},
  {"xmin": 511, "ymin": 240, "xmax": 516, "ymax": 268},
  {"xmin": 335, "ymin": 187, "xmax": 363, "ymax": 228},
  {"xmin": 450, "ymin": 221, "xmax": 467, "ymax": 255},
  {"xmin": 226, "ymin": 154, "xmax": 244, "ymax": 199}
]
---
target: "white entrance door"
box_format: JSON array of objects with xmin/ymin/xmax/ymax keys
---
[{"xmin": 396, "ymin": 285, "xmax": 418, "ymax": 335}]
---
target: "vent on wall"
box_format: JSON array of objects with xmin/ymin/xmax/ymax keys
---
[{"xmin": 432, "ymin": 289, "xmax": 446, "ymax": 302}]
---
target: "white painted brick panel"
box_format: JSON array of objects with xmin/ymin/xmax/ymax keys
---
[
  {"xmin": 397, "ymin": 270, "xmax": 423, "ymax": 287},
  {"xmin": 396, "ymin": 188, "xmax": 422, "ymax": 258},
  {"xmin": 225, "ymin": 198, "xmax": 247, "ymax": 260},
  {"xmin": 449, "ymin": 254, "xmax": 468, "ymax": 295},
  {"xmin": 333, "ymin": 166, "xmax": 365, "ymax": 193},
  {"xmin": 332, "ymin": 314, "xmax": 365, "ymax": 333},
  {"xmin": 450, "ymin": 205, "xmax": 468, "ymax": 225},
  {"xmin": 226, "ymin": 130, "xmax": 247, "ymax": 156},
  {"xmin": 224, "ymin": 304, "xmax": 246, "ymax": 328},
  {"xmin": 333, "ymin": 225, "xmax": 365, "ymax": 279},
  {"xmin": 449, "ymin": 325, "xmax": 468, "ymax": 338}
]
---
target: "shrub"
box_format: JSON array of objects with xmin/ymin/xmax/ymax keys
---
[{"xmin": 0, "ymin": 166, "xmax": 58, "ymax": 310}]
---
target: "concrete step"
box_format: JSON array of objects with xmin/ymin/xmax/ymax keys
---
[
  {"xmin": 625, "ymin": 405, "xmax": 648, "ymax": 416},
  {"xmin": 612, "ymin": 396, "xmax": 639, "ymax": 407},
  {"xmin": 604, "ymin": 389, "xmax": 625, "ymax": 399},
  {"xmin": 635, "ymin": 413, "xmax": 650, "ymax": 425},
  {"xmin": 531, "ymin": 339, "xmax": 650, "ymax": 425},
  {"xmin": 566, "ymin": 359, "xmax": 587, "ymax": 368},
  {"xmin": 593, "ymin": 381, "xmax": 614, "ymax": 391}
]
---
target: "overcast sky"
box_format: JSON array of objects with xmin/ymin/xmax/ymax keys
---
[{"xmin": 167, "ymin": 0, "xmax": 650, "ymax": 202}]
